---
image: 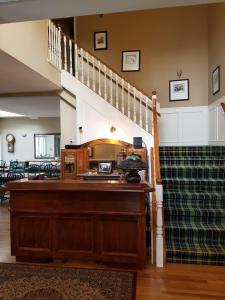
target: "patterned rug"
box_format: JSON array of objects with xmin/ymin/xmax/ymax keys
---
[
  {"xmin": 160, "ymin": 146, "xmax": 225, "ymax": 265},
  {"xmin": 0, "ymin": 263, "xmax": 136, "ymax": 300}
]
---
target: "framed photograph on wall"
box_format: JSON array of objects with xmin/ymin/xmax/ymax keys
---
[
  {"xmin": 169, "ymin": 79, "xmax": 189, "ymax": 101},
  {"xmin": 122, "ymin": 50, "xmax": 140, "ymax": 72},
  {"xmin": 212, "ymin": 66, "xmax": 220, "ymax": 95},
  {"xmin": 94, "ymin": 31, "xmax": 107, "ymax": 50}
]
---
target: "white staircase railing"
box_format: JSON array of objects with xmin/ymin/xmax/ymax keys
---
[{"xmin": 48, "ymin": 21, "xmax": 156, "ymax": 134}]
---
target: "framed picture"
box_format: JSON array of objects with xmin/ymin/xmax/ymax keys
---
[
  {"xmin": 122, "ymin": 50, "xmax": 140, "ymax": 72},
  {"xmin": 212, "ymin": 66, "xmax": 220, "ymax": 95},
  {"xmin": 94, "ymin": 31, "xmax": 107, "ymax": 50},
  {"xmin": 98, "ymin": 162, "xmax": 112, "ymax": 174},
  {"xmin": 169, "ymin": 79, "xmax": 189, "ymax": 101}
]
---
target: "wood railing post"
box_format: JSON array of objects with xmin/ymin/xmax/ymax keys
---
[{"xmin": 152, "ymin": 92, "xmax": 162, "ymax": 185}]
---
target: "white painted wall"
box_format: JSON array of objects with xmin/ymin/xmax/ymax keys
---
[
  {"xmin": 0, "ymin": 117, "xmax": 60, "ymax": 164},
  {"xmin": 158, "ymin": 106, "xmax": 208, "ymax": 146},
  {"xmin": 60, "ymin": 100, "xmax": 76, "ymax": 148},
  {"xmin": 61, "ymin": 71, "xmax": 154, "ymax": 148},
  {"xmin": 208, "ymin": 96, "xmax": 225, "ymax": 145}
]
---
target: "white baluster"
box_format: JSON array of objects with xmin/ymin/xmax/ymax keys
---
[
  {"xmin": 92, "ymin": 56, "xmax": 95, "ymax": 92},
  {"xmin": 58, "ymin": 26, "xmax": 62, "ymax": 69},
  {"xmin": 69, "ymin": 39, "xmax": 73, "ymax": 74},
  {"xmin": 133, "ymin": 87, "xmax": 136, "ymax": 123},
  {"xmin": 139, "ymin": 92, "xmax": 143, "ymax": 127},
  {"xmin": 53, "ymin": 24, "xmax": 57, "ymax": 65},
  {"xmin": 116, "ymin": 74, "xmax": 119, "ymax": 109},
  {"xmin": 81, "ymin": 48, "xmax": 84, "ymax": 83},
  {"xmin": 128, "ymin": 83, "xmax": 131, "ymax": 119},
  {"xmin": 104, "ymin": 65, "xmax": 107, "ymax": 100},
  {"xmin": 50, "ymin": 22, "xmax": 54, "ymax": 64},
  {"xmin": 145, "ymin": 96, "xmax": 149, "ymax": 132},
  {"xmin": 98, "ymin": 61, "xmax": 101, "ymax": 96},
  {"xmin": 110, "ymin": 70, "xmax": 113, "ymax": 105},
  {"xmin": 75, "ymin": 43, "xmax": 78, "ymax": 78},
  {"xmin": 55, "ymin": 25, "xmax": 58, "ymax": 66},
  {"xmin": 156, "ymin": 184, "xmax": 164, "ymax": 268},
  {"xmin": 64, "ymin": 35, "xmax": 67, "ymax": 71},
  {"xmin": 122, "ymin": 78, "xmax": 125, "ymax": 114},
  {"xmin": 87, "ymin": 52, "xmax": 90, "ymax": 87},
  {"xmin": 48, "ymin": 20, "xmax": 52, "ymax": 62}
]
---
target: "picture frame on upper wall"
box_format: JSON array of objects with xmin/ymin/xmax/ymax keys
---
[
  {"xmin": 169, "ymin": 79, "xmax": 189, "ymax": 101},
  {"xmin": 212, "ymin": 65, "xmax": 220, "ymax": 95},
  {"xmin": 94, "ymin": 31, "xmax": 107, "ymax": 50},
  {"xmin": 122, "ymin": 50, "xmax": 140, "ymax": 72}
]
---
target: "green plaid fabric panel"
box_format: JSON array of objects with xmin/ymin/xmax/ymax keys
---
[
  {"xmin": 160, "ymin": 146, "xmax": 225, "ymax": 157},
  {"xmin": 160, "ymin": 157, "xmax": 225, "ymax": 166},
  {"xmin": 166, "ymin": 223, "xmax": 225, "ymax": 244},
  {"xmin": 164, "ymin": 192, "xmax": 225, "ymax": 209},
  {"xmin": 160, "ymin": 146, "xmax": 225, "ymax": 265},
  {"xmin": 166, "ymin": 243, "xmax": 225, "ymax": 265},
  {"xmin": 161, "ymin": 166, "xmax": 225, "ymax": 179},
  {"xmin": 163, "ymin": 178, "xmax": 225, "ymax": 192},
  {"xmin": 165, "ymin": 208, "xmax": 225, "ymax": 225}
]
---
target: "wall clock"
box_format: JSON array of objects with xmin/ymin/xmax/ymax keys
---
[{"xmin": 6, "ymin": 133, "xmax": 15, "ymax": 153}]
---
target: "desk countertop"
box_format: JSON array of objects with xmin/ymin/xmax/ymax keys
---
[{"xmin": 4, "ymin": 179, "xmax": 154, "ymax": 193}]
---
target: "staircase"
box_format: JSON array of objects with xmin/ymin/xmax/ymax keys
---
[
  {"xmin": 160, "ymin": 146, "xmax": 225, "ymax": 265},
  {"xmin": 47, "ymin": 21, "xmax": 156, "ymax": 135}
]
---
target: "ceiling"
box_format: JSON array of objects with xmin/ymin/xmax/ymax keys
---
[
  {"xmin": 0, "ymin": 0, "xmax": 224, "ymax": 23},
  {"xmin": 0, "ymin": 0, "xmax": 224, "ymax": 117}
]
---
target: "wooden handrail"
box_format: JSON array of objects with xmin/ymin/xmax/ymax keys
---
[
  {"xmin": 54, "ymin": 23, "xmax": 160, "ymax": 108},
  {"xmin": 221, "ymin": 102, "xmax": 225, "ymax": 113},
  {"xmin": 152, "ymin": 93, "xmax": 162, "ymax": 185}
]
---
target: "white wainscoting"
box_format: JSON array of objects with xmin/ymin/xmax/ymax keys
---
[
  {"xmin": 158, "ymin": 106, "xmax": 208, "ymax": 146},
  {"xmin": 208, "ymin": 96, "xmax": 225, "ymax": 145}
]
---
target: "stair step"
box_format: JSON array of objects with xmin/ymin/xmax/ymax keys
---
[
  {"xmin": 161, "ymin": 166, "xmax": 225, "ymax": 179},
  {"xmin": 166, "ymin": 223, "xmax": 225, "ymax": 244},
  {"xmin": 164, "ymin": 192, "xmax": 225, "ymax": 209},
  {"xmin": 166, "ymin": 243, "xmax": 225, "ymax": 265},
  {"xmin": 160, "ymin": 157, "xmax": 225, "ymax": 166},
  {"xmin": 165, "ymin": 208, "xmax": 225, "ymax": 225},
  {"xmin": 159, "ymin": 146, "xmax": 225, "ymax": 157},
  {"xmin": 162, "ymin": 178, "xmax": 225, "ymax": 192}
]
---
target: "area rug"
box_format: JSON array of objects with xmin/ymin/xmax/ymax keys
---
[{"xmin": 0, "ymin": 263, "xmax": 136, "ymax": 300}]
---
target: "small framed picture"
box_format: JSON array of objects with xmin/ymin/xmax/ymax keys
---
[
  {"xmin": 169, "ymin": 79, "xmax": 189, "ymax": 101},
  {"xmin": 98, "ymin": 162, "xmax": 112, "ymax": 174},
  {"xmin": 94, "ymin": 31, "xmax": 107, "ymax": 50},
  {"xmin": 122, "ymin": 50, "xmax": 140, "ymax": 72},
  {"xmin": 212, "ymin": 66, "xmax": 220, "ymax": 95}
]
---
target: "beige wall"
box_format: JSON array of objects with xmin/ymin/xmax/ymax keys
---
[
  {"xmin": 0, "ymin": 117, "xmax": 60, "ymax": 164},
  {"xmin": 76, "ymin": 5, "xmax": 209, "ymax": 108},
  {"xmin": 0, "ymin": 20, "xmax": 60, "ymax": 87},
  {"xmin": 208, "ymin": 3, "xmax": 225, "ymax": 104}
]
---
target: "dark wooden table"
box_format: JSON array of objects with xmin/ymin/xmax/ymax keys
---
[{"xmin": 6, "ymin": 179, "xmax": 154, "ymax": 266}]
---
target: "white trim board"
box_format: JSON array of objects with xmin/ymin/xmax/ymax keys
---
[
  {"xmin": 158, "ymin": 106, "xmax": 208, "ymax": 146},
  {"xmin": 208, "ymin": 96, "xmax": 225, "ymax": 145}
]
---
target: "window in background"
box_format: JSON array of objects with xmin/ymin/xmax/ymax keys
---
[{"xmin": 34, "ymin": 134, "xmax": 60, "ymax": 159}]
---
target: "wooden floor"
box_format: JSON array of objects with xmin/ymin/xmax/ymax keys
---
[{"xmin": 1, "ymin": 201, "xmax": 225, "ymax": 300}]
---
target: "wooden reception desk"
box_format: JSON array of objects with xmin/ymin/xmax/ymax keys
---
[{"xmin": 6, "ymin": 179, "xmax": 153, "ymax": 265}]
